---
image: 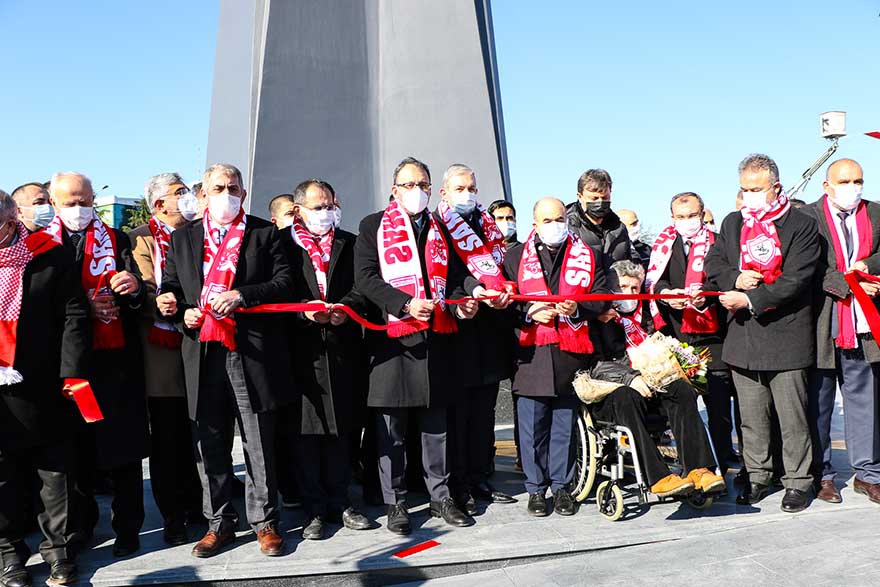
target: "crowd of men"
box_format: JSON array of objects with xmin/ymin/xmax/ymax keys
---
[{"xmin": 1, "ymin": 153, "xmax": 879, "ymax": 587}]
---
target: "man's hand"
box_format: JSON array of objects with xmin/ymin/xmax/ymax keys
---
[
  {"xmin": 630, "ymin": 376, "xmax": 653, "ymax": 398},
  {"xmin": 859, "ymin": 281, "xmax": 880, "ymax": 298},
  {"xmin": 408, "ymin": 298, "xmax": 435, "ymax": 322},
  {"xmin": 720, "ymin": 291, "xmax": 750, "ymax": 312},
  {"xmin": 735, "ymin": 270, "xmax": 764, "ymax": 291},
  {"xmin": 184, "ymin": 307, "xmax": 203, "ymax": 329},
  {"xmin": 660, "ymin": 288, "xmax": 687, "ymax": 310},
  {"xmin": 328, "ymin": 306, "xmax": 348, "ymax": 326},
  {"xmin": 157, "ymin": 292, "xmax": 177, "ymax": 316},
  {"xmin": 210, "ymin": 290, "xmax": 243, "ymax": 319},
  {"xmin": 109, "ymin": 271, "xmax": 139, "ymax": 296},
  {"xmin": 91, "ymin": 294, "xmax": 119, "ymax": 320},
  {"xmin": 475, "ymin": 286, "xmax": 511, "ymax": 309},
  {"xmin": 852, "ymin": 260, "xmax": 869, "ymax": 273},
  {"xmin": 456, "ymin": 299, "xmax": 479, "ymax": 320},
  {"xmin": 690, "ymin": 291, "xmax": 707, "ymax": 309},
  {"xmin": 555, "ymin": 300, "xmax": 577, "ymax": 317},
  {"xmin": 305, "ymin": 300, "xmax": 331, "ymax": 324},
  {"xmin": 527, "ymin": 302, "xmax": 557, "ymax": 325},
  {"xmin": 597, "ymin": 308, "xmax": 619, "ymax": 323}
]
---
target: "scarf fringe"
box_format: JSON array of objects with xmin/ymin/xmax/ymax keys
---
[
  {"xmin": 200, "ymin": 314, "xmax": 237, "ymax": 351},
  {"xmin": 431, "ymin": 308, "xmax": 458, "ymax": 334},
  {"xmin": 148, "ymin": 326, "xmax": 183, "ymax": 349},
  {"xmin": 0, "ymin": 366, "xmax": 23, "ymax": 386},
  {"xmin": 387, "ymin": 318, "xmax": 429, "ymax": 338}
]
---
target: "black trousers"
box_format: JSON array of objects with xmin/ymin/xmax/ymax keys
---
[
  {"xmin": 449, "ymin": 383, "xmax": 499, "ymax": 497},
  {"xmin": 593, "ymin": 380, "xmax": 716, "ymax": 487},
  {"xmin": 147, "ymin": 397, "xmax": 202, "ymax": 525},
  {"xmin": 74, "ymin": 459, "xmax": 144, "ymax": 541},
  {"xmin": 275, "ymin": 404, "xmax": 300, "ymax": 502},
  {"xmin": 702, "ymin": 369, "xmax": 741, "ymax": 474},
  {"xmin": 292, "ymin": 434, "xmax": 351, "ymax": 516},
  {"xmin": 375, "ymin": 407, "xmax": 450, "ymax": 505},
  {"xmin": 0, "ymin": 442, "xmax": 75, "ymax": 566}
]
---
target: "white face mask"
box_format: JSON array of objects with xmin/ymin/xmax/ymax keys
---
[
  {"xmin": 741, "ymin": 188, "xmax": 771, "ymax": 211},
  {"xmin": 675, "ymin": 217, "xmax": 703, "ymax": 239},
  {"xmin": 23, "ymin": 204, "xmax": 55, "ymax": 228},
  {"xmin": 627, "ymin": 222, "xmax": 641, "ymax": 242},
  {"xmin": 451, "ymin": 190, "xmax": 476, "ymax": 215},
  {"xmin": 276, "ymin": 216, "xmax": 295, "ymax": 229},
  {"xmin": 332, "ymin": 206, "xmax": 342, "ymax": 228},
  {"xmin": 58, "ymin": 205, "xmax": 95, "ymax": 232},
  {"xmin": 613, "ymin": 298, "xmax": 639, "ymax": 314},
  {"xmin": 400, "ymin": 188, "xmax": 429, "ymax": 215},
  {"xmin": 830, "ymin": 183, "xmax": 863, "ymax": 211},
  {"xmin": 176, "ymin": 193, "xmax": 200, "ymax": 221},
  {"xmin": 208, "ymin": 194, "xmax": 241, "ymax": 224},
  {"xmin": 303, "ymin": 208, "xmax": 335, "ymax": 236},
  {"xmin": 496, "ymin": 220, "xmax": 516, "ymax": 238},
  {"xmin": 537, "ymin": 220, "xmax": 568, "ymax": 246}
]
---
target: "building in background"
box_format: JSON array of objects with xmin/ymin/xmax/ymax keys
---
[{"xmin": 95, "ymin": 194, "xmax": 141, "ymax": 228}]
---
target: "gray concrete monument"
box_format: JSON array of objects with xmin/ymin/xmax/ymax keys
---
[{"xmin": 206, "ymin": 0, "xmax": 511, "ymax": 230}]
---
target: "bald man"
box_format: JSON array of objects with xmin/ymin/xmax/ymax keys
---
[
  {"xmin": 809, "ymin": 159, "xmax": 880, "ymax": 505},
  {"xmin": 617, "ymin": 209, "xmax": 651, "ymax": 271}
]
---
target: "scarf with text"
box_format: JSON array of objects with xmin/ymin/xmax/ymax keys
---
[
  {"xmin": 199, "ymin": 210, "xmax": 247, "ymax": 350},
  {"xmin": 148, "ymin": 217, "xmax": 182, "ymax": 348},
  {"xmin": 291, "ymin": 220, "xmax": 334, "ymax": 300},
  {"xmin": 436, "ymin": 200, "xmax": 507, "ymax": 290},
  {"xmin": 614, "ymin": 303, "xmax": 650, "ymax": 351},
  {"xmin": 740, "ymin": 194, "xmax": 790, "ymax": 284}
]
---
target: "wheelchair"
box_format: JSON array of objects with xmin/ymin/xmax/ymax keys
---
[{"xmin": 570, "ymin": 400, "xmax": 721, "ymax": 521}]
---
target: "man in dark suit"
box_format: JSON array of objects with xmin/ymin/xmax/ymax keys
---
[
  {"xmin": 354, "ymin": 156, "xmax": 476, "ymax": 535},
  {"xmin": 705, "ymin": 153, "xmax": 820, "ymax": 513},
  {"xmin": 282, "ymin": 179, "xmax": 372, "ymax": 540},
  {"xmin": 156, "ymin": 163, "xmax": 293, "ymax": 558},
  {"xmin": 809, "ymin": 158, "xmax": 880, "ymax": 504},
  {"xmin": 648, "ymin": 192, "xmax": 740, "ymax": 473},
  {"xmin": 0, "ymin": 191, "xmax": 90, "ymax": 587},
  {"xmin": 46, "ymin": 172, "xmax": 150, "ymax": 558}
]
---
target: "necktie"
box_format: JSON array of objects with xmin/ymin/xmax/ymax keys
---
[
  {"xmin": 69, "ymin": 232, "xmax": 82, "ymax": 249},
  {"xmin": 217, "ymin": 227, "xmax": 227, "ymax": 245},
  {"xmin": 837, "ymin": 212, "xmax": 853, "ymax": 259},
  {"xmin": 684, "ymin": 240, "xmax": 692, "ymax": 257}
]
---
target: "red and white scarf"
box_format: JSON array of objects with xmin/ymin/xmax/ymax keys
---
[
  {"xmin": 740, "ymin": 194, "xmax": 790, "ymax": 284},
  {"xmin": 822, "ymin": 197, "xmax": 873, "ymax": 349},
  {"xmin": 614, "ymin": 303, "xmax": 650, "ymax": 351},
  {"xmin": 377, "ymin": 199, "xmax": 457, "ymax": 337},
  {"xmin": 0, "ymin": 223, "xmax": 60, "ymax": 384},
  {"xmin": 199, "ymin": 211, "xmax": 247, "ymax": 350},
  {"xmin": 46, "ymin": 214, "xmax": 125, "ymax": 350},
  {"xmin": 645, "ymin": 224, "xmax": 719, "ymax": 334},
  {"xmin": 291, "ymin": 220, "xmax": 334, "ymax": 300},
  {"xmin": 436, "ymin": 200, "xmax": 507, "ymax": 290},
  {"xmin": 148, "ymin": 217, "xmax": 182, "ymax": 348},
  {"xmin": 517, "ymin": 229, "xmax": 595, "ymax": 354}
]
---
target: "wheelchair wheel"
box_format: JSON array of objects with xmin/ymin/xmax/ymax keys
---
[
  {"xmin": 596, "ymin": 480, "xmax": 624, "ymax": 521},
  {"xmin": 573, "ymin": 407, "xmax": 599, "ymax": 502},
  {"xmin": 686, "ymin": 492, "xmax": 714, "ymax": 510}
]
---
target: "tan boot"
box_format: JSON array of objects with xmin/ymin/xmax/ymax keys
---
[
  {"xmin": 650, "ymin": 473, "xmax": 695, "ymax": 498},
  {"xmin": 687, "ymin": 468, "xmax": 726, "ymax": 493}
]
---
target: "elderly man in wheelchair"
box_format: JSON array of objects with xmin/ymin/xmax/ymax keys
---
[{"xmin": 581, "ymin": 260, "xmax": 725, "ymax": 508}]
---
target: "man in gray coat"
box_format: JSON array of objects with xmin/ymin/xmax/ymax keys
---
[{"xmin": 808, "ymin": 158, "xmax": 880, "ymax": 505}]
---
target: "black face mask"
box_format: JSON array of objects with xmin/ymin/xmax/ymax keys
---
[{"xmin": 584, "ymin": 200, "xmax": 611, "ymax": 220}]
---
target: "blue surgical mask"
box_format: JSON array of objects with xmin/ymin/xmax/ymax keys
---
[
  {"xmin": 23, "ymin": 204, "xmax": 55, "ymax": 228},
  {"xmin": 452, "ymin": 190, "xmax": 476, "ymax": 215}
]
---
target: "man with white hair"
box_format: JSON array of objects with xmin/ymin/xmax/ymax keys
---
[
  {"xmin": 156, "ymin": 163, "xmax": 295, "ymax": 558},
  {"xmin": 127, "ymin": 173, "xmax": 201, "ymax": 546},
  {"xmin": 0, "ymin": 189, "xmax": 90, "ymax": 587},
  {"xmin": 45, "ymin": 172, "xmax": 150, "ymax": 557}
]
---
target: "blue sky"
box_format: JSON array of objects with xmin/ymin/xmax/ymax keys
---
[{"xmin": 2, "ymin": 0, "xmax": 879, "ymax": 234}]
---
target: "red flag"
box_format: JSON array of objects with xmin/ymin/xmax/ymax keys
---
[{"xmin": 866, "ymin": 131, "xmax": 880, "ymax": 140}]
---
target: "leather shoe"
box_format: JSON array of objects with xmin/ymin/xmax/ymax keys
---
[
  {"xmin": 471, "ymin": 483, "xmax": 517, "ymax": 504},
  {"xmin": 1, "ymin": 563, "xmax": 31, "ymax": 587},
  {"xmin": 46, "ymin": 560, "xmax": 77, "ymax": 586},
  {"xmin": 781, "ymin": 488, "xmax": 809, "ymax": 513},
  {"xmin": 163, "ymin": 518, "xmax": 188, "ymax": 546},
  {"xmin": 457, "ymin": 493, "xmax": 478, "ymax": 516},
  {"xmin": 430, "ymin": 497, "xmax": 473, "ymax": 527},
  {"xmin": 736, "ymin": 482, "xmax": 769, "ymax": 505},
  {"xmin": 386, "ymin": 504, "xmax": 411, "ymax": 535},
  {"xmin": 854, "ymin": 477, "xmax": 880, "ymax": 504},
  {"xmin": 527, "ymin": 492, "xmax": 548, "ymax": 517},
  {"xmin": 553, "ymin": 489, "xmax": 577, "ymax": 516},
  {"xmin": 191, "ymin": 530, "xmax": 235, "ymax": 558},
  {"xmin": 302, "ymin": 516, "xmax": 324, "ymax": 540},
  {"xmin": 815, "ymin": 480, "xmax": 842, "ymax": 503},
  {"xmin": 339, "ymin": 507, "xmax": 371, "ymax": 530},
  {"xmin": 112, "ymin": 535, "xmax": 140, "ymax": 557},
  {"xmin": 257, "ymin": 525, "xmax": 284, "ymax": 556}
]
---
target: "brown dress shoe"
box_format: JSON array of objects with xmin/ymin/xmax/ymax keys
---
[
  {"xmin": 256, "ymin": 526, "xmax": 284, "ymax": 556},
  {"xmin": 816, "ymin": 480, "xmax": 842, "ymax": 503},
  {"xmin": 191, "ymin": 530, "xmax": 235, "ymax": 558},
  {"xmin": 853, "ymin": 478, "xmax": 880, "ymax": 504}
]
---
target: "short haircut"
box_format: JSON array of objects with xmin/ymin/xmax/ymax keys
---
[
  {"xmin": 11, "ymin": 182, "xmax": 48, "ymax": 202},
  {"xmin": 268, "ymin": 194, "xmax": 295, "ymax": 217},
  {"xmin": 392, "ymin": 156, "xmax": 431, "ymax": 185},
  {"xmin": 292, "ymin": 179, "xmax": 336, "ymax": 205},
  {"xmin": 790, "ymin": 198, "xmax": 807, "ymax": 208},
  {"xmin": 488, "ymin": 199, "xmax": 516, "ymax": 216},
  {"xmin": 144, "ymin": 172, "xmax": 185, "ymax": 211},
  {"xmin": 611, "ymin": 259, "xmax": 645, "ymax": 284},
  {"xmin": 191, "ymin": 182, "xmax": 203, "ymax": 196},
  {"xmin": 738, "ymin": 153, "xmax": 779, "ymax": 184},
  {"xmin": 203, "ymin": 163, "xmax": 244, "ymax": 187},
  {"xmin": 441, "ymin": 164, "xmax": 475, "ymax": 188},
  {"xmin": 577, "ymin": 169, "xmax": 613, "ymax": 194},
  {"xmin": 670, "ymin": 191, "xmax": 705, "ymax": 213},
  {"xmin": 48, "ymin": 171, "xmax": 93, "ymax": 197},
  {"xmin": 0, "ymin": 190, "xmax": 17, "ymax": 224}
]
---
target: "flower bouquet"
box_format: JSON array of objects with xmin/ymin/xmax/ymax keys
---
[{"xmin": 626, "ymin": 332, "xmax": 711, "ymax": 393}]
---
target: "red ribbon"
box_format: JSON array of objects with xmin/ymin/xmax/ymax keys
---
[
  {"xmin": 91, "ymin": 270, "xmax": 117, "ymax": 300},
  {"xmin": 844, "ymin": 270, "xmax": 880, "ymax": 345},
  {"xmin": 62, "ymin": 378, "xmax": 104, "ymax": 423}
]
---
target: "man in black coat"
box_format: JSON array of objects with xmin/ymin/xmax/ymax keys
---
[
  {"xmin": 0, "ymin": 192, "xmax": 90, "ymax": 587},
  {"xmin": 157, "ymin": 164, "xmax": 293, "ymax": 558},
  {"xmin": 281, "ymin": 179, "xmax": 372, "ymax": 540},
  {"xmin": 705, "ymin": 154, "xmax": 820, "ymax": 513},
  {"xmin": 354, "ymin": 157, "xmax": 477, "ymax": 535},
  {"xmin": 46, "ymin": 172, "xmax": 150, "ymax": 559}
]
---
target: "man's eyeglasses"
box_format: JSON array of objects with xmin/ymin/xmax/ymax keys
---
[
  {"xmin": 395, "ymin": 182, "xmax": 431, "ymax": 191},
  {"xmin": 163, "ymin": 187, "xmax": 190, "ymax": 198}
]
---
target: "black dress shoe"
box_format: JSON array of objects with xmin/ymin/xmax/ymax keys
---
[
  {"xmin": 781, "ymin": 488, "xmax": 809, "ymax": 513},
  {"xmin": 736, "ymin": 482, "xmax": 769, "ymax": 505},
  {"xmin": 1, "ymin": 563, "xmax": 31, "ymax": 587},
  {"xmin": 46, "ymin": 560, "xmax": 77, "ymax": 586},
  {"xmin": 471, "ymin": 483, "xmax": 517, "ymax": 504},
  {"xmin": 302, "ymin": 515, "xmax": 324, "ymax": 540},
  {"xmin": 112, "ymin": 535, "xmax": 140, "ymax": 557},
  {"xmin": 340, "ymin": 507, "xmax": 372, "ymax": 530},
  {"xmin": 553, "ymin": 489, "xmax": 577, "ymax": 516},
  {"xmin": 386, "ymin": 504, "xmax": 411, "ymax": 535},
  {"xmin": 458, "ymin": 493, "xmax": 478, "ymax": 516},
  {"xmin": 163, "ymin": 519, "xmax": 189, "ymax": 546},
  {"xmin": 527, "ymin": 492, "xmax": 548, "ymax": 517},
  {"xmin": 430, "ymin": 497, "xmax": 473, "ymax": 527}
]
